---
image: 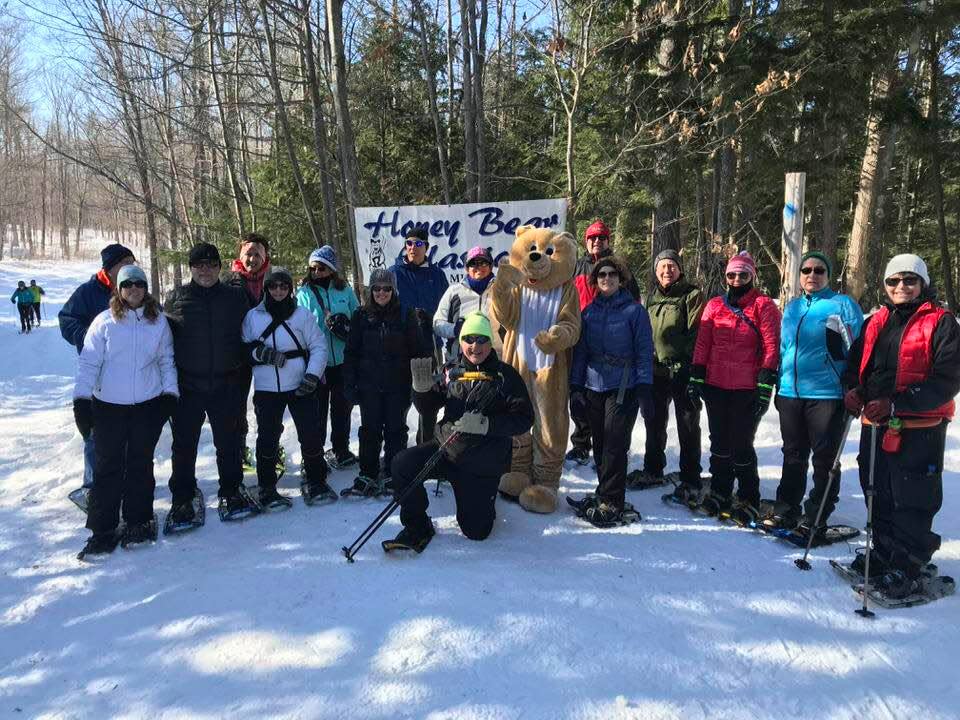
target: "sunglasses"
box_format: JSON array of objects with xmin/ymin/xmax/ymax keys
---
[
  {"xmin": 596, "ymin": 270, "xmax": 619, "ymax": 279},
  {"xmin": 119, "ymin": 280, "xmax": 147, "ymax": 290},
  {"xmin": 267, "ymin": 282, "xmax": 291, "ymax": 291},
  {"xmin": 885, "ymin": 275, "xmax": 920, "ymax": 288},
  {"xmin": 371, "ymin": 285, "xmax": 393, "ymax": 293},
  {"xmin": 726, "ymin": 272, "xmax": 751, "ymax": 281},
  {"xmin": 587, "ymin": 235, "xmax": 609, "ymax": 243},
  {"xmin": 191, "ymin": 260, "xmax": 220, "ymax": 270},
  {"xmin": 310, "ymin": 265, "xmax": 331, "ymax": 273},
  {"xmin": 462, "ymin": 334, "xmax": 490, "ymax": 345},
  {"xmin": 467, "ymin": 259, "xmax": 491, "ymax": 268},
  {"xmin": 405, "ymin": 239, "xmax": 427, "ymax": 248},
  {"xmin": 800, "ymin": 266, "xmax": 827, "ymax": 276}
]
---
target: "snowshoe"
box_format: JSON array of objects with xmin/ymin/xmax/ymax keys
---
[
  {"xmin": 77, "ymin": 531, "xmax": 120, "ymax": 561},
  {"xmin": 830, "ymin": 548, "xmax": 890, "ymax": 584},
  {"xmin": 855, "ymin": 570, "xmax": 955, "ymax": 609},
  {"xmin": 694, "ymin": 492, "xmax": 733, "ymax": 518},
  {"xmin": 382, "ymin": 522, "xmax": 435, "ymax": 554},
  {"xmin": 217, "ymin": 485, "xmax": 261, "ymax": 522},
  {"xmin": 325, "ymin": 449, "xmax": 358, "ymax": 471},
  {"xmin": 258, "ymin": 486, "xmax": 294, "ymax": 512},
  {"xmin": 163, "ymin": 488, "xmax": 206, "ymax": 535},
  {"xmin": 68, "ymin": 487, "xmax": 91, "ymax": 514},
  {"xmin": 301, "ymin": 479, "xmax": 337, "ymax": 506},
  {"xmin": 242, "ymin": 446, "xmax": 255, "ymax": 473},
  {"xmin": 120, "ymin": 515, "xmax": 159, "ymax": 548},
  {"xmin": 566, "ymin": 495, "xmax": 641, "ymax": 528},
  {"xmin": 720, "ymin": 500, "xmax": 761, "ymax": 528},
  {"xmin": 340, "ymin": 474, "xmax": 389, "ymax": 499},
  {"xmin": 662, "ymin": 481, "xmax": 704, "ymax": 508},
  {"xmin": 626, "ymin": 469, "xmax": 670, "ymax": 490},
  {"xmin": 769, "ymin": 522, "xmax": 859, "ymax": 548},
  {"xmin": 566, "ymin": 494, "xmax": 598, "ymax": 518},
  {"xmin": 564, "ymin": 447, "xmax": 591, "ymax": 467}
]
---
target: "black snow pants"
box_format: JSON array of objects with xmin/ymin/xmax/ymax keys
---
[
  {"xmin": 391, "ymin": 440, "xmax": 500, "ymax": 540},
  {"xmin": 358, "ymin": 388, "xmax": 411, "ymax": 478},
  {"xmin": 569, "ymin": 388, "xmax": 592, "ymax": 453},
  {"xmin": 17, "ymin": 305, "xmax": 33, "ymax": 332},
  {"xmin": 87, "ymin": 397, "xmax": 166, "ymax": 534},
  {"xmin": 643, "ymin": 372, "xmax": 702, "ymax": 484},
  {"xmin": 703, "ymin": 385, "xmax": 761, "ymax": 507},
  {"xmin": 317, "ymin": 364, "xmax": 352, "ymax": 459},
  {"xmin": 774, "ymin": 396, "xmax": 848, "ymax": 522},
  {"xmin": 253, "ymin": 389, "xmax": 327, "ymax": 488},
  {"xmin": 169, "ymin": 383, "xmax": 245, "ymax": 504},
  {"xmin": 587, "ymin": 387, "xmax": 641, "ymax": 510},
  {"xmin": 859, "ymin": 421, "xmax": 946, "ymax": 574}
]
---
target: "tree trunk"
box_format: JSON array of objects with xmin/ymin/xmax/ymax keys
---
[
  {"xmin": 925, "ymin": 30, "xmax": 955, "ymax": 308},
  {"xmin": 412, "ymin": 0, "xmax": 453, "ymax": 204}
]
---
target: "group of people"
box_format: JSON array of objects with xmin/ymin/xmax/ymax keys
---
[
  {"xmin": 56, "ymin": 223, "xmax": 959, "ymax": 603},
  {"xmin": 10, "ymin": 279, "xmax": 44, "ymax": 333}
]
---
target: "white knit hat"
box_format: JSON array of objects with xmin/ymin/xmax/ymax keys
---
[{"xmin": 883, "ymin": 254, "xmax": 929, "ymax": 286}]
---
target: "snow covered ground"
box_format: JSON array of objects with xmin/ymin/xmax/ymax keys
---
[{"xmin": 1, "ymin": 257, "xmax": 958, "ymax": 720}]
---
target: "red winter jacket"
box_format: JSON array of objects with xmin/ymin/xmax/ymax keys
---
[
  {"xmin": 858, "ymin": 301, "xmax": 955, "ymax": 420},
  {"xmin": 693, "ymin": 288, "xmax": 781, "ymax": 391}
]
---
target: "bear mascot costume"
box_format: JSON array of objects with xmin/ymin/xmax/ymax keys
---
[{"xmin": 491, "ymin": 225, "xmax": 581, "ymax": 513}]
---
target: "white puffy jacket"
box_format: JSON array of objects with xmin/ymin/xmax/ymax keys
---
[
  {"xmin": 75, "ymin": 307, "xmax": 178, "ymax": 404},
  {"xmin": 242, "ymin": 303, "xmax": 328, "ymax": 392}
]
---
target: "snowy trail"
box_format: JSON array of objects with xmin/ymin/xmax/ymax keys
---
[{"xmin": 0, "ymin": 258, "xmax": 958, "ymax": 719}]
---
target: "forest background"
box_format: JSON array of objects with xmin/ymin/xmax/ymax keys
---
[{"xmin": 0, "ymin": 0, "xmax": 958, "ymax": 309}]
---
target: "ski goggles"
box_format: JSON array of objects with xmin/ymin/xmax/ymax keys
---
[
  {"xmin": 119, "ymin": 280, "xmax": 147, "ymax": 290},
  {"xmin": 800, "ymin": 266, "xmax": 827, "ymax": 275},
  {"xmin": 462, "ymin": 334, "xmax": 491, "ymax": 345}
]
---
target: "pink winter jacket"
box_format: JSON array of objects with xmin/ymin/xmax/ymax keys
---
[{"xmin": 692, "ymin": 288, "xmax": 781, "ymax": 391}]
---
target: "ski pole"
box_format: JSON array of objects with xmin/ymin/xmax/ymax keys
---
[
  {"xmin": 855, "ymin": 423, "xmax": 878, "ymax": 618},
  {"xmin": 341, "ymin": 431, "xmax": 460, "ymax": 563},
  {"xmin": 795, "ymin": 415, "xmax": 853, "ymax": 571}
]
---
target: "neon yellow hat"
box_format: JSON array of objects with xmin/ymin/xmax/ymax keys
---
[{"xmin": 459, "ymin": 311, "xmax": 493, "ymax": 340}]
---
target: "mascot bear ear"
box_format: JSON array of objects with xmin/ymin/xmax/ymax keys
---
[{"xmin": 515, "ymin": 224, "xmax": 535, "ymax": 237}]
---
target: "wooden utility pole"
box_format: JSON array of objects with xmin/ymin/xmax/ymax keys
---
[{"xmin": 780, "ymin": 172, "xmax": 806, "ymax": 306}]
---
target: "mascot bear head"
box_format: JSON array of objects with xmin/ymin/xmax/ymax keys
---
[{"xmin": 505, "ymin": 225, "xmax": 577, "ymax": 290}]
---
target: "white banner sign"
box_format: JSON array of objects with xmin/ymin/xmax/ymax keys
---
[{"xmin": 353, "ymin": 198, "xmax": 567, "ymax": 285}]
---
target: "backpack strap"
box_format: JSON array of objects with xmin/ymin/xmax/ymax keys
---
[{"xmin": 722, "ymin": 295, "xmax": 763, "ymax": 356}]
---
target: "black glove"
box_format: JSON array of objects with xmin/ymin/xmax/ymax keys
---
[
  {"xmin": 160, "ymin": 393, "xmax": 178, "ymax": 421},
  {"xmin": 638, "ymin": 384, "xmax": 654, "ymax": 422},
  {"xmin": 295, "ymin": 373, "xmax": 321, "ymax": 397},
  {"xmin": 436, "ymin": 420, "xmax": 467, "ymax": 463},
  {"xmin": 754, "ymin": 368, "xmax": 777, "ymax": 422},
  {"xmin": 325, "ymin": 313, "xmax": 350, "ymax": 341},
  {"xmin": 453, "ymin": 316, "xmax": 466, "ymax": 340},
  {"xmin": 253, "ymin": 343, "xmax": 286, "ymax": 368},
  {"xmin": 73, "ymin": 398, "xmax": 93, "ymax": 440},
  {"xmin": 686, "ymin": 364, "xmax": 706, "ymax": 410}
]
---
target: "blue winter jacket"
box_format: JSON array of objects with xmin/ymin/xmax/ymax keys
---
[
  {"xmin": 296, "ymin": 282, "xmax": 359, "ymax": 367},
  {"xmin": 58, "ymin": 274, "xmax": 112, "ymax": 354},
  {"xmin": 391, "ymin": 257, "xmax": 449, "ymax": 318},
  {"xmin": 778, "ymin": 288, "xmax": 864, "ymax": 400},
  {"xmin": 571, "ymin": 288, "xmax": 654, "ymax": 392}
]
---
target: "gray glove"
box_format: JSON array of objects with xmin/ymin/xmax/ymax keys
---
[
  {"xmin": 410, "ymin": 357, "xmax": 434, "ymax": 393},
  {"xmin": 254, "ymin": 344, "xmax": 286, "ymax": 368},
  {"xmin": 295, "ymin": 373, "xmax": 320, "ymax": 397},
  {"xmin": 452, "ymin": 411, "xmax": 489, "ymax": 435}
]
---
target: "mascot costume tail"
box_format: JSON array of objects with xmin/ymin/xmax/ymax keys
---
[{"xmin": 491, "ymin": 225, "xmax": 581, "ymax": 513}]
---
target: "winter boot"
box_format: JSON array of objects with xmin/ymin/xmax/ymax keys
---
[
  {"xmin": 302, "ymin": 478, "xmax": 338, "ymax": 506},
  {"xmin": 761, "ymin": 502, "xmax": 801, "ymax": 531},
  {"xmin": 726, "ymin": 500, "xmax": 760, "ymax": 528},
  {"xmin": 876, "ymin": 569, "xmax": 925, "ymax": 600},
  {"xmin": 78, "ymin": 531, "xmax": 119, "ymax": 560},
  {"xmin": 382, "ymin": 520, "xmax": 435, "ymax": 554},
  {"xmin": 626, "ymin": 469, "xmax": 668, "ymax": 490},
  {"xmin": 662, "ymin": 481, "xmax": 704, "ymax": 507},
  {"xmin": 218, "ymin": 487, "xmax": 260, "ymax": 521},
  {"xmin": 564, "ymin": 447, "xmax": 590, "ymax": 467},
  {"xmin": 696, "ymin": 492, "xmax": 733, "ymax": 518},
  {"xmin": 326, "ymin": 449, "xmax": 358, "ymax": 470},
  {"xmin": 849, "ymin": 547, "xmax": 888, "ymax": 580},
  {"xmin": 121, "ymin": 517, "xmax": 158, "ymax": 548},
  {"xmin": 258, "ymin": 486, "xmax": 293, "ymax": 511},
  {"xmin": 585, "ymin": 500, "xmax": 641, "ymax": 528},
  {"xmin": 340, "ymin": 474, "xmax": 387, "ymax": 498}
]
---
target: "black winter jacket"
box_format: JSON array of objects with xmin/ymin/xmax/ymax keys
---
[
  {"xmin": 415, "ymin": 351, "xmax": 534, "ymax": 475},
  {"xmin": 344, "ymin": 297, "xmax": 431, "ymax": 393},
  {"xmin": 164, "ymin": 280, "xmax": 252, "ymax": 393}
]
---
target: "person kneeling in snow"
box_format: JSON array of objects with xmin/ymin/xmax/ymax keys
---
[{"xmin": 384, "ymin": 312, "xmax": 533, "ymax": 553}]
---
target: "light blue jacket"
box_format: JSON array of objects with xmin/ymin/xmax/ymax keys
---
[
  {"xmin": 778, "ymin": 289, "xmax": 864, "ymax": 399},
  {"xmin": 296, "ymin": 282, "xmax": 359, "ymax": 367}
]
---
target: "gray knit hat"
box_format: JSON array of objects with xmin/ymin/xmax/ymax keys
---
[
  {"xmin": 265, "ymin": 266, "xmax": 294, "ymax": 287},
  {"xmin": 654, "ymin": 248, "xmax": 683, "ymax": 273},
  {"xmin": 369, "ymin": 268, "xmax": 397, "ymax": 290},
  {"xmin": 883, "ymin": 253, "xmax": 929, "ymax": 286}
]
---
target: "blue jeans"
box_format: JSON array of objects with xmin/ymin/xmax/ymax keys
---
[{"xmin": 83, "ymin": 435, "xmax": 96, "ymax": 488}]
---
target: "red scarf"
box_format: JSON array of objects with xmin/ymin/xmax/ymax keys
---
[{"xmin": 231, "ymin": 258, "xmax": 270, "ymax": 302}]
